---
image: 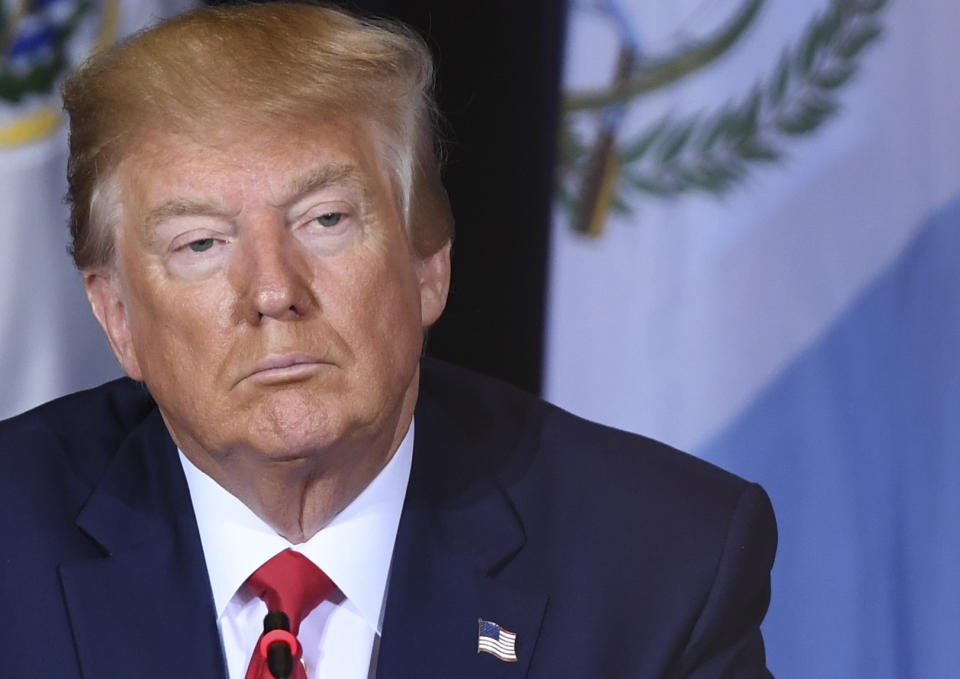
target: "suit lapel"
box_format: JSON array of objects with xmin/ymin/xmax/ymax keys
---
[
  {"xmin": 377, "ymin": 378, "xmax": 548, "ymax": 679},
  {"xmin": 377, "ymin": 492, "xmax": 547, "ymax": 679},
  {"xmin": 59, "ymin": 409, "xmax": 226, "ymax": 679}
]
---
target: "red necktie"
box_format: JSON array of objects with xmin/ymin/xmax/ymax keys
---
[{"xmin": 244, "ymin": 549, "xmax": 335, "ymax": 679}]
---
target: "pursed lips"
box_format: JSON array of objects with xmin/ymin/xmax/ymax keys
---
[{"xmin": 242, "ymin": 353, "xmax": 328, "ymax": 384}]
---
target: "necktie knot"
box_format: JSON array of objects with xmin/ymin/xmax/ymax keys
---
[{"xmin": 244, "ymin": 549, "xmax": 334, "ymax": 635}]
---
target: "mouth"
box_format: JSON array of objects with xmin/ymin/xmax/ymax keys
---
[{"xmin": 242, "ymin": 353, "xmax": 329, "ymax": 385}]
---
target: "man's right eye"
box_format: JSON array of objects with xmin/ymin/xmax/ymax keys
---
[
  {"xmin": 188, "ymin": 238, "xmax": 215, "ymax": 252},
  {"xmin": 315, "ymin": 212, "xmax": 343, "ymax": 228}
]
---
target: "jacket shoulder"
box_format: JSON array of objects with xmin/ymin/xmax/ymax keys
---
[
  {"xmin": 0, "ymin": 379, "xmax": 156, "ymax": 488},
  {"xmin": 419, "ymin": 357, "xmax": 755, "ymax": 507},
  {"xmin": 418, "ymin": 357, "xmax": 773, "ymax": 571}
]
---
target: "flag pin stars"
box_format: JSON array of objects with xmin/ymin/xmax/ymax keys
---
[{"xmin": 477, "ymin": 618, "xmax": 518, "ymax": 662}]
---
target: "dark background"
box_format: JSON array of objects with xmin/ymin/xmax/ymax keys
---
[{"xmin": 206, "ymin": 0, "xmax": 568, "ymax": 395}]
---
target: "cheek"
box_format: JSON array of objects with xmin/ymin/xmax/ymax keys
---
[
  {"xmin": 333, "ymin": 250, "xmax": 422, "ymax": 352},
  {"xmin": 372, "ymin": 256, "xmax": 423, "ymax": 329},
  {"xmin": 126, "ymin": 276, "xmax": 235, "ymax": 369}
]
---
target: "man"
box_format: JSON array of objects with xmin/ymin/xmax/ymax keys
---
[{"xmin": 0, "ymin": 4, "xmax": 776, "ymax": 678}]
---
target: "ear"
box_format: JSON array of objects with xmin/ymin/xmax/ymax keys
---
[
  {"xmin": 417, "ymin": 240, "xmax": 451, "ymax": 328},
  {"xmin": 83, "ymin": 269, "xmax": 144, "ymax": 381}
]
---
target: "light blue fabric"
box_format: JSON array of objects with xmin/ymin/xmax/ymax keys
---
[{"xmin": 701, "ymin": 194, "xmax": 960, "ymax": 678}]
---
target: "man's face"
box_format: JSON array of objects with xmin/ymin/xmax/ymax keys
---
[{"xmin": 86, "ymin": 119, "xmax": 450, "ymax": 470}]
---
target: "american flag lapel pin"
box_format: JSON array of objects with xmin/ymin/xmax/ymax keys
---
[{"xmin": 477, "ymin": 618, "xmax": 518, "ymax": 662}]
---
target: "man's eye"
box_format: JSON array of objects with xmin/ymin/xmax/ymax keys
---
[
  {"xmin": 188, "ymin": 238, "xmax": 215, "ymax": 252},
  {"xmin": 315, "ymin": 212, "xmax": 343, "ymax": 227}
]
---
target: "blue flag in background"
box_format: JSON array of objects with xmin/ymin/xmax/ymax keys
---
[
  {"xmin": 703, "ymin": 194, "xmax": 960, "ymax": 677},
  {"xmin": 547, "ymin": 1, "xmax": 960, "ymax": 675}
]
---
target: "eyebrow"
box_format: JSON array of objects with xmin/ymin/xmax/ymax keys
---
[
  {"xmin": 139, "ymin": 162, "xmax": 365, "ymax": 234},
  {"xmin": 142, "ymin": 198, "xmax": 230, "ymax": 234},
  {"xmin": 282, "ymin": 162, "xmax": 362, "ymax": 203}
]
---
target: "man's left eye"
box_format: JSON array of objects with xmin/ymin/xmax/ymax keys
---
[
  {"xmin": 315, "ymin": 212, "xmax": 343, "ymax": 227},
  {"xmin": 188, "ymin": 238, "xmax": 215, "ymax": 252}
]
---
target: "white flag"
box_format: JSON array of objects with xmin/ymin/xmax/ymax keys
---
[{"xmin": 0, "ymin": 0, "xmax": 197, "ymax": 419}]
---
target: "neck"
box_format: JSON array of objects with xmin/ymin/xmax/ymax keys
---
[{"xmin": 169, "ymin": 384, "xmax": 417, "ymax": 543}]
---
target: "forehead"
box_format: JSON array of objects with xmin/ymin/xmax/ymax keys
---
[{"xmin": 116, "ymin": 118, "xmax": 392, "ymax": 211}]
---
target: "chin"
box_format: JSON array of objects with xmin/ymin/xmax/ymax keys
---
[
  {"xmin": 246, "ymin": 410, "xmax": 332, "ymax": 453},
  {"xmin": 240, "ymin": 390, "xmax": 363, "ymax": 456}
]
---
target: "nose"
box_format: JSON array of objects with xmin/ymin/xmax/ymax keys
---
[{"xmin": 231, "ymin": 225, "xmax": 317, "ymax": 323}]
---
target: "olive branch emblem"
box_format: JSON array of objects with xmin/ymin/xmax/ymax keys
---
[
  {"xmin": 0, "ymin": 1, "xmax": 94, "ymax": 104},
  {"xmin": 558, "ymin": 0, "xmax": 890, "ymax": 236}
]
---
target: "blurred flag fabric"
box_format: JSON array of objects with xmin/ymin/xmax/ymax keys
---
[
  {"xmin": 546, "ymin": 1, "xmax": 959, "ymax": 676},
  {"xmin": 0, "ymin": 0, "xmax": 196, "ymax": 419}
]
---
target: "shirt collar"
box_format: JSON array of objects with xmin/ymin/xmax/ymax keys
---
[{"xmin": 179, "ymin": 420, "xmax": 414, "ymax": 636}]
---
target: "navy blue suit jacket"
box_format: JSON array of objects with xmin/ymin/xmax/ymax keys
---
[{"xmin": 0, "ymin": 359, "xmax": 776, "ymax": 677}]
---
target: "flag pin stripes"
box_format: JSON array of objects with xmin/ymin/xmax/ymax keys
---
[{"xmin": 477, "ymin": 618, "xmax": 518, "ymax": 662}]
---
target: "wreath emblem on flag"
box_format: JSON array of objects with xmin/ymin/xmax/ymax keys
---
[
  {"xmin": 558, "ymin": 0, "xmax": 889, "ymax": 236},
  {"xmin": 0, "ymin": 0, "xmax": 115, "ymax": 147}
]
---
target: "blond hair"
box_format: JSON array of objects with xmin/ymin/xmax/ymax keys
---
[{"xmin": 63, "ymin": 2, "xmax": 453, "ymax": 268}]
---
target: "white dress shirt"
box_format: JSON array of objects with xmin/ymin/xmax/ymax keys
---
[{"xmin": 178, "ymin": 422, "xmax": 414, "ymax": 679}]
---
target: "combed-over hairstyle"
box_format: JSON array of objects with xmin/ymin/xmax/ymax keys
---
[{"xmin": 63, "ymin": 2, "xmax": 453, "ymax": 269}]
